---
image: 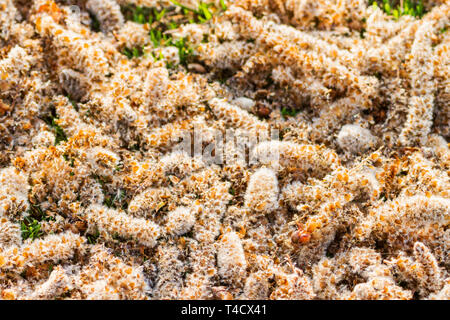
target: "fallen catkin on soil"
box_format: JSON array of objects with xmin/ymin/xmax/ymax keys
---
[{"xmin": 0, "ymin": 0, "xmax": 449, "ymax": 300}]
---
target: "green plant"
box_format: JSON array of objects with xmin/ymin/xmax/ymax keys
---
[
  {"xmin": 114, "ymin": 162, "xmax": 123, "ymax": 172},
  {"xmin": 170, "ymin": 0, "xmax": 226, "ymax": 23},
  {"xmin": 121, "ymin": 4, "xmax": 167, "ymax": 25},
  {"xmin": 43, "ymin": 108, "xmax": 67, "ymax": 145},
  {"xmin": 150, "ymin": 34, "xmax": 193, "ymax": 66},
  {"xmin": 132, "ymin": 6, "xmax": 150, "ymax": 24},
  {"xmin": 173, "ymin": 37, "xmax": 194, "ymax": 66},
  {"xmin": 169, "ymin": 0, "xmax": 197, "ymax": 15},
  {"xmin": 87, "ymin": 230, "xmax": 100, "ymax": 244},
  {"xmin": 219, "ymin": 0, "xmax": 228, "ymax": 11},
  {"xmin": 150, "ymin": 28, "xmax": 172, "ymax": 47},
  {"xmin": 67, "ymin": 96, "xmax": 79, "ymax": 111},
  {"xmin": 154, "ymin": 8, "xmax": 166, "ymax": 22},
  {"xmin": 53, "ymin": 123, "xmax": 67, "ymax": 145},
  {"xmin": 21, "ymin": 216, "xmax": 43, "ymax": 240},
  {"xmin": 121, "ymin": 2, "xmax": 223, "ymax": 66},
  {"xmin": 196, "ymin": 2, "xmax": 213, "ymax": 22},
  {"xmin": 63, "ymin": 153, "xmax": 75, "ymax": 167},
  {"xmin": 281, "ymin": 107, "xmax": 300, "ymax": 118},
  {"xmin": 27, "ymin": 200, "xmax": 55, "ymax": 222},
  {"xmin": 372, "ymin": 0, "xmax": 425, "ymax": 20},
  {"xmin": 150, "ymin": 50, "xmax": 164, "ymax": 62},
  {"xmin": 122, "ymin": 46, "xmax": 145, "ymax": 59},
  {"xmin": 104, "ymin": 189, "xmax": 127, "ymax": 210},
  {"xmin": 168, "ymin": 21, "xmax": 179, "ymax": 29}
]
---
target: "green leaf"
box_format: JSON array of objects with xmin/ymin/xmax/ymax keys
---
[
  {"xmin": 281, "ymin": 107, "xmax": 299, "ymax": 118},
  {"xmin": 168, "ymin": 21, "xmax": 178, "ymax": 29},
  {"xmin": 53, "ymin": 121, "xmax": 67, "ymax": 144},
  {"xmin": 87, "ymin": 230, "xmax": 100, "ymax": 244},
  {"xmin": 67, "ymin": 96, "xmax": 79, "ymax": 111},
  {"xmin": 416, "ymin": 1, "xmax": 424, "ymax": 17},
  {"xmin": 170, "ymin": 0, "xmax": 195, "ymax": 13},
  {"xmin": 21, "ymin": 217, "xmax": 43, "ymax": 240},
  {"xmin": 150, "ymin": 29, "xmax": 161, "ymax": 47},
  {"xmin": 155, "ymin": 8, "xmax": 166, "ymax": 21},
  {"xmin": 393, "ymin": 9, "xmax": 399, "ymax": 20},
  {"xmin": 199, "ymin": 3, "xmax": 212, "ymax": 20},
  {"xmin": 122, "ymin": 48, "xmax": 132, "ymax": 59},
  {"xmin": 122, "ymin": 47, "xmax": 144, "ymax": 59},
  {"xmin": 220, "ymin": 0, "xmax": 227, "ymax": 11},
  {"xmin": 173, "ymin": 37, "xmax": 194, "ymax": 66}
]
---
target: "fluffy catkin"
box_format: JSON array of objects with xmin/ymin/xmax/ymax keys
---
[
  {"xmin": 244, "ymin": 167, "xmax": 279, "ymax": 213},
  {"xmin": 0, "ymin": 0, "xmax": 449, "ymax": 300},
  {"xmin": 85, "ymin": 205, "xmax": 161, "ymax": 247},
  {"xmin": 217, "ymin": 232, "xmax": 247, "ymax": 284}
]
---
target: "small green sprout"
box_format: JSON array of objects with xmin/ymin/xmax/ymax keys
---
[
  {"xmin": 383, "ymin": 0, "xmax": 391, "ymax": 14},
  {"xmin": 122, "ymin": 46, "xmax": 144, "ymax": 59},
  {"xmin": 53, "ymin": 123, "xmax": 67, "ymax": 145},
  {"xmin": 43, "ymin": 110, "xmax": 67, "ymax": 145},
  {"xmin": 67, "ymin": 96, "xmax": 79, "ymax": 111},
  {"xmin": 173, "ymin": 37, "xmax": 194, "ymax": 66},
  {"xmin": 104, "ymin": 189, "xmax": 127, "ymax": 209},
  {"xmin": 104, "ymin": 196, "xmax": 114, "ymax": 208},
  {"xmin": 27, "ymin": 202, "xmax": 55, "ymax": 224},
  {"xmin": 154, "ymin": 8, "xmax": 166, "ymax": 21},
  {"xmin": 281, "ymin": 107, "xmax": 300, "ymax": 118},
  {"xmin": 87, "ymin": 230, "xmax": 100, "ymax": 244},
  {"xmin": 114, "ymin": 162, "xmax": 123, "ymax": 172},
  {"xmin": 112, "ymin": 232, "xmax": 121, "ymax": 241},
  {"xmin": 360, "ymin": 28, "xmax": 367, "ymax": 39},
  {"xmin": 121, "ymin": 5, "xmax": 155, "ymax": 25},
  {"xmin": 133, "ymin": 6, "xmax": 147, "ymax": 24},
  {"xmin": 392, "ymin": 8, "xmax": 400, "ymax": 20},
  {"xmin": 197, "ymin": 2, "xmax": 213, "ymax": 22},
  {"xmin": 63, "ymin": 154, "xmax": 75, "ymax": 167},
  {"xmin": 121, "ymin": 2, "xmax": 222, "ymax": 67},
  {"xmin": 372, "ymin": 0, "xmax": 425, "ymax": 20},
  {"xmin": 169, "ymin": 0, "xmax": 195, "ymax": 14},
  {"xmin": 170, "ymin": 0, "xmax": 218, "ymax": 23},
  {"xmin": 220, "ymin": 0, "xmax": 228, "ymax": 11},
  {"xmin": 21, "ymin": 217, "xmax": 43, "ymax": 240},
  {"xmin": 43, "ymin": 106, "xmax": 68, "ymax": 145},
  {"xmin": 168, "ymin": 21, "xmax": 179, "ymax": 29},
  {"xmin": 150, "ymin": 28, "xmax": 164, "ymax": 47},
  {"xmin": 150, "ymin": 50, "xmax": 164, "ymax": 62},
  {"xmin": 93, "ymin": 174, "xmax": 108, "ymax": 190}
]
